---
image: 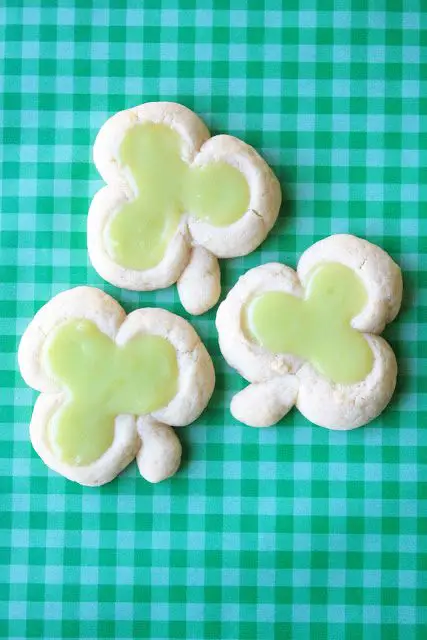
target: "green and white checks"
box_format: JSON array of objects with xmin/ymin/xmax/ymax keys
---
[{"xmin": 1, "ymin": 1, "xmax": 426, "ymax": 639}]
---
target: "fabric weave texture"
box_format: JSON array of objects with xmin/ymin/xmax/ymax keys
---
[{"xmin": 0, "ymin": 1, "xmax": 426, "ymax": 639}]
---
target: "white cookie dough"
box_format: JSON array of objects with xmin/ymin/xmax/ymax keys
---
[
  {"xmin": 88, "ymin": 102, "xmax": 281, "ymax": 314},
  {"xmin": 216, "ymin": 234, "xmax": 403, "ymax": 430},
  {"xmin": 18, "ymin": 287, "xmax": 215, "ymax": 486}
]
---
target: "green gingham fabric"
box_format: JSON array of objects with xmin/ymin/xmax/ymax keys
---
[{"xmin": 1, "ymin": 1, "xmax": 426, "ymax": 638}]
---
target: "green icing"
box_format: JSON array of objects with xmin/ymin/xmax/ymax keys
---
[
  {"xmin": 244, "ymin": 262, "xmax": 374, "ymax": 384},
  {"xmin": 43, "ymin": 319, "xmax": 178, "ymax": 466},
  {"xmin": 106, "ymin": 123, "xmax": 250, "ymax": 270}
]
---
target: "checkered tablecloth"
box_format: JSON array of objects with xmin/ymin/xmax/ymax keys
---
[{"xmin": 1, "ymin": 1, "xmax": 426, "ymax": 638}]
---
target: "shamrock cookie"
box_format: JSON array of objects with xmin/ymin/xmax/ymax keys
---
[
  {"xmin": 216, "ymin": 234, "xmax": 403, "ymax": 430},
  {"xmin": 18, "ymin": 287, "xmax": 215, "ymax": 486},
  {"xmin": 88, "ymin": 102, "xmax": 281, "ymax": 315}
]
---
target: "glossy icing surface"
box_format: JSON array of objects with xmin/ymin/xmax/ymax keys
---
[
  {"xmin": 44, "ymin": 319, "xmax": 179, "ymax": 465},
  {"xmin": 244, "ymin": 262, "xmax": 374, "ymax": 384},
  {"xmin": 107, "ymin": 123, "xmax": 250, "ymax": 269}
]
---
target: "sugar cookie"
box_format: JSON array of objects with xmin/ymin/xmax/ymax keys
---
[
  {"xmin": 88, "ymin": 102, "xmax": 281, "ymax": 314},
  {"xmin": 18, "ymin": 287, "xmax": 215, "ymax": 485},
  {"xmin": 216, "ymin": 234, "xmax": 402, "ymax": 430}
]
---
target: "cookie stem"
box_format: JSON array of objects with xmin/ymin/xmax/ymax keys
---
[{"xmin": 177, "ymin": 246, "xmax": 221, "ymax": 315}]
